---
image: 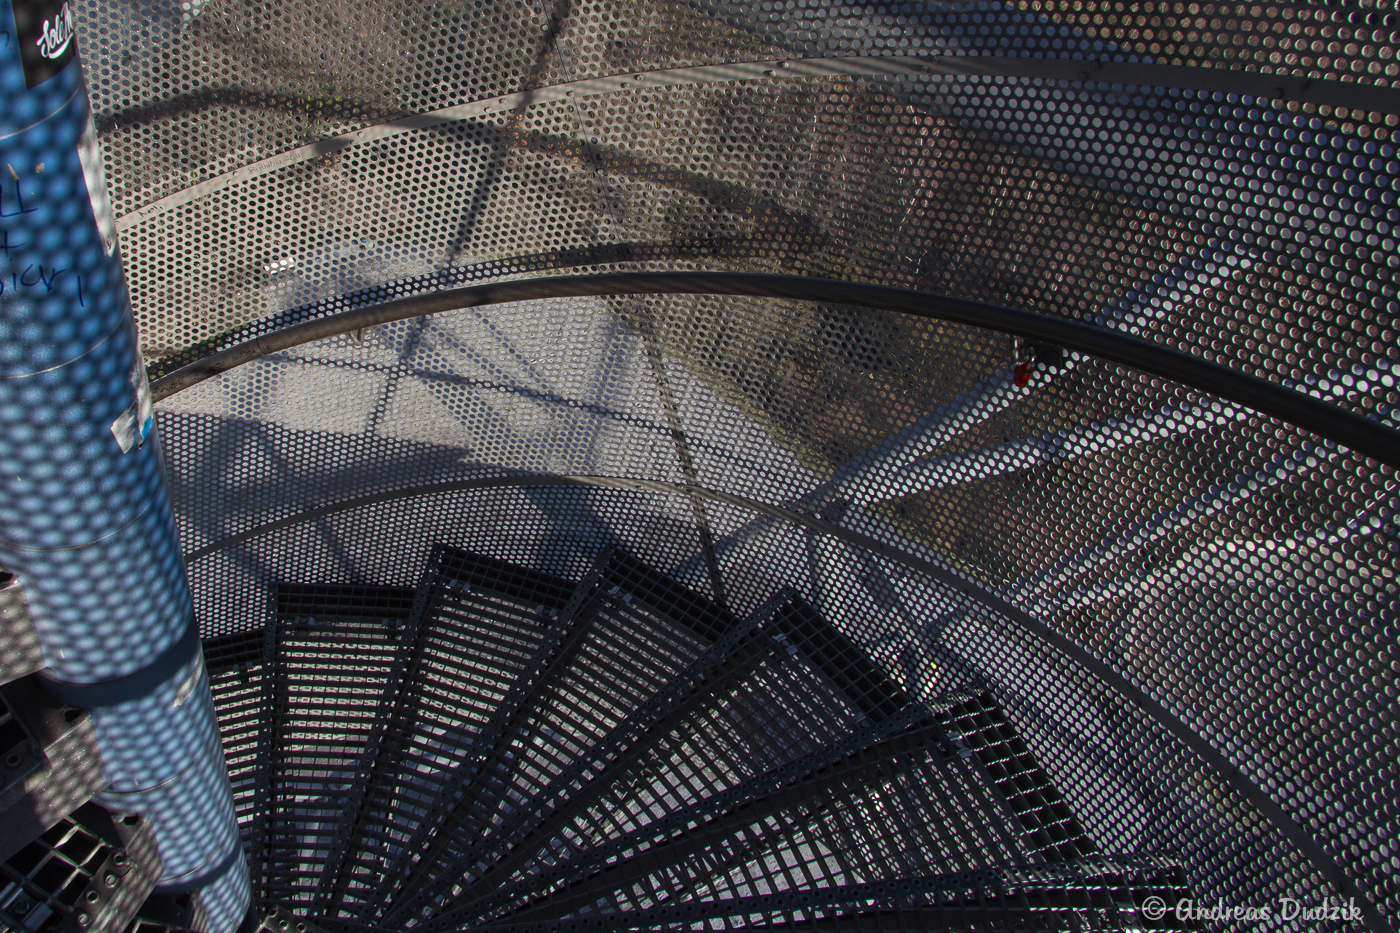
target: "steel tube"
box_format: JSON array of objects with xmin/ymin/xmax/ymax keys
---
[{"xmin": 0, "ymin": 5, "xmax": 249, "ymax": 930}]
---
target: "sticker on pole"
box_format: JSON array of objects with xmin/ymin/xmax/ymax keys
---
[
  {"xmin": 10, "ymin": 0, "xmax": 77, "ymax": 88},
  {"xmin": 77, "ymin": 117, "xmax": 119, "ymax": 255},
  {"xmin": 110, "ymin": 354, "xmax": 154, "ymax": 454},
  {"xmin": 173, "ymin": 651, "xmax": 204, "ymax": 708}
]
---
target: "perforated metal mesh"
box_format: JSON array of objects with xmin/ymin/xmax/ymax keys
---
[{"xmin": 62, "ymin": 1, "xmax": 1400, "ymax": 931}]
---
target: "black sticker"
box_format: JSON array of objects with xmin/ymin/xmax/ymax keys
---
[{"xmin": 11, "ymin": 0, "xmax": 76, "ymax": 88}]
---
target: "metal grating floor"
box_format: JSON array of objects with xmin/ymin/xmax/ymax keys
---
[
  {"xmin": 212, "ymin": 546, "xmax": 1197, "ymax": 933},
  {"xmin": 33, "ymin": 1, "xmax": 1397, "ymax": 930}
]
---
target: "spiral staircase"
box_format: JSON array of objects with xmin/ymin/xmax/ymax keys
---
[
  {"xmin": 5, "ymin": 543, "xmax": 1204, "ymax": 933},
  {"xmin": 190, "ymin": 544, "xmax": 1196, "ymax": 932},
  {"xmin": 3, "ymin": 541, "xmax": 1202, "ymax": 933},
  {"xmin": 1, "ymin": 1, "xmax": 1398, "ymax": 932}
]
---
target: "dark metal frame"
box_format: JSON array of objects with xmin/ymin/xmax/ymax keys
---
[
  {"xmin": 0, "ymin": 678, "xmax": 106, "ymax": 866},
  {"xmin": 181, "ymin": 472, "xmax": 1391, "ymax": 933},
  {"xmin": 346, "ymin": 545, "xmax": 583, "ymax": 912},
  {"xmin": 381, "ymin": 549, "xmax": 755, "ymax": 925},
  {"xmin": 149, "ymin": 272, "xmax": 1400, "ymax": 469},
  {"xmin": 433, "ymin": 589, "xmax": 794, "ymax": 917},
  {"xmin": 372, "ymin": 551, "xmax": 615, "ymax": 923},
  {"xmin": 415, "ymin": 703, "xmax": 938, "ymax": 932},
  {"xmin": 434, "ymin": 857, "xmax": 1200, "ymax": 933}
]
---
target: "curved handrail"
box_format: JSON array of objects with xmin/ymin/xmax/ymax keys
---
[{"xmin": 151, "ymin": 271, "xmax": 1400, "ymax": 468}]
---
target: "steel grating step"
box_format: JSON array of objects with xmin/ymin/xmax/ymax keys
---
[
  {"xmin": 313, "ymin": 547, "xmax": 593, "ymax": 918},
  {"xmin": 0, "ymin": 804, "xmax": 162, "ymax": 933},
  {"xmin": 440, "ymin": 859, "xmax": 1201, "ymax": 932},
  {"xmin": 207, "ymin": 548, "xmax": 1198, "ymax": 933},
  {"xmin": 461, "ymin": 715, "xmax": 1019, "ymax": 927},
  {"xmin": 943, "ymin": 693, "xmax": 1099, "ymax": 863},
  {"xmin": 432, "ymin": 593, "xmax": 972, "ymax": 926},
  {"xmin": 365, "ymin": 548, "xmax": 738, "ymax": 925}
]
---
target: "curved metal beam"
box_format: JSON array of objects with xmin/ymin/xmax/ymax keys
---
[
  {"xmin": 182, "ymin": 472, "xmax": 1390, "ymax": 933},
  {"xmin": 116, "ymin": 54, "xmax": 1400, "ymax": 230},
  {"xmin": 151, "ymin": 271, "xmax": 1400, "ymax": 468}
]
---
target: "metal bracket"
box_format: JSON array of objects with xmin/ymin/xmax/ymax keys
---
[{"xmin": 0, "ymin": 676, "xmax": 104, "ymax": 864}]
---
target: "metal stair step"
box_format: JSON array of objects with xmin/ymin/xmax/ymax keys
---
[
  {"xmin": 0, "ymin": 805, "xmax": 161, "ymax": 933},
  {"xmin": 210, "ymin": 550, "xmax": 1194, "ymax": 932},
  {"xmin": 444, "ymin": 858, "xmax": 1200, "ymax": 933},
  {"xmin": 374, "ymin": 549, "xmax": 736, "ymax": 925},
  {"xmin": 434, "ymin": 713, "xmax": 1006, "ymax": 927}
]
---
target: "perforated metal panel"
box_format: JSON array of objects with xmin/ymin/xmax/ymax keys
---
[{"xmin": 63, "ymin": 1, "xmax": 1400, "ymax": 931}]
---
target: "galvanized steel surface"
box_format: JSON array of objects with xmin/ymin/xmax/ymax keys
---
[{"xmin": 70, "ymin": 1, "xmax": 1400, "ymax": 930}]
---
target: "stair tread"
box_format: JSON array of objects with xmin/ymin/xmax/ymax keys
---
[
  {"xmin": 435, "ymin": 858, "xmax": 1196, "ymax": 933},
  {"xmin": 438, "ymin": 714, "xmax": 1024, "ymax": 927},
  {"xmin": 200, "ymin": 550, "xmax": 1178, "ymax": 928},
  {"xmin": 307, "ymin": 547, "xmax": 573, "ymax": 916},
  {"xmin": 363, "ymin": 550, "xmax": 733, "ymax": 922}
]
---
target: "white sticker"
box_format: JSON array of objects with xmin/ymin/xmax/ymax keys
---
[
  {"xmin": 77, "ymin": 115, "xmax": 119, "ymax": 256},
  {"xmin": 110, "ymin": 354, "xmax": 154, "ymax": 453},
  {"xmin": 173, "ymin": 650, "xmax": 204, "ymax": 708}
]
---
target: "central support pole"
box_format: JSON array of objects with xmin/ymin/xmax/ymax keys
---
[{"xmin": 0, "ymin": 3, "xmax": 250, "ymax": 930}]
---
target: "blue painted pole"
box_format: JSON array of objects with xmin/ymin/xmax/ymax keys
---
[{"xmin": 0, "ymin": 2, "xmax": 250, "ymax": 930}]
